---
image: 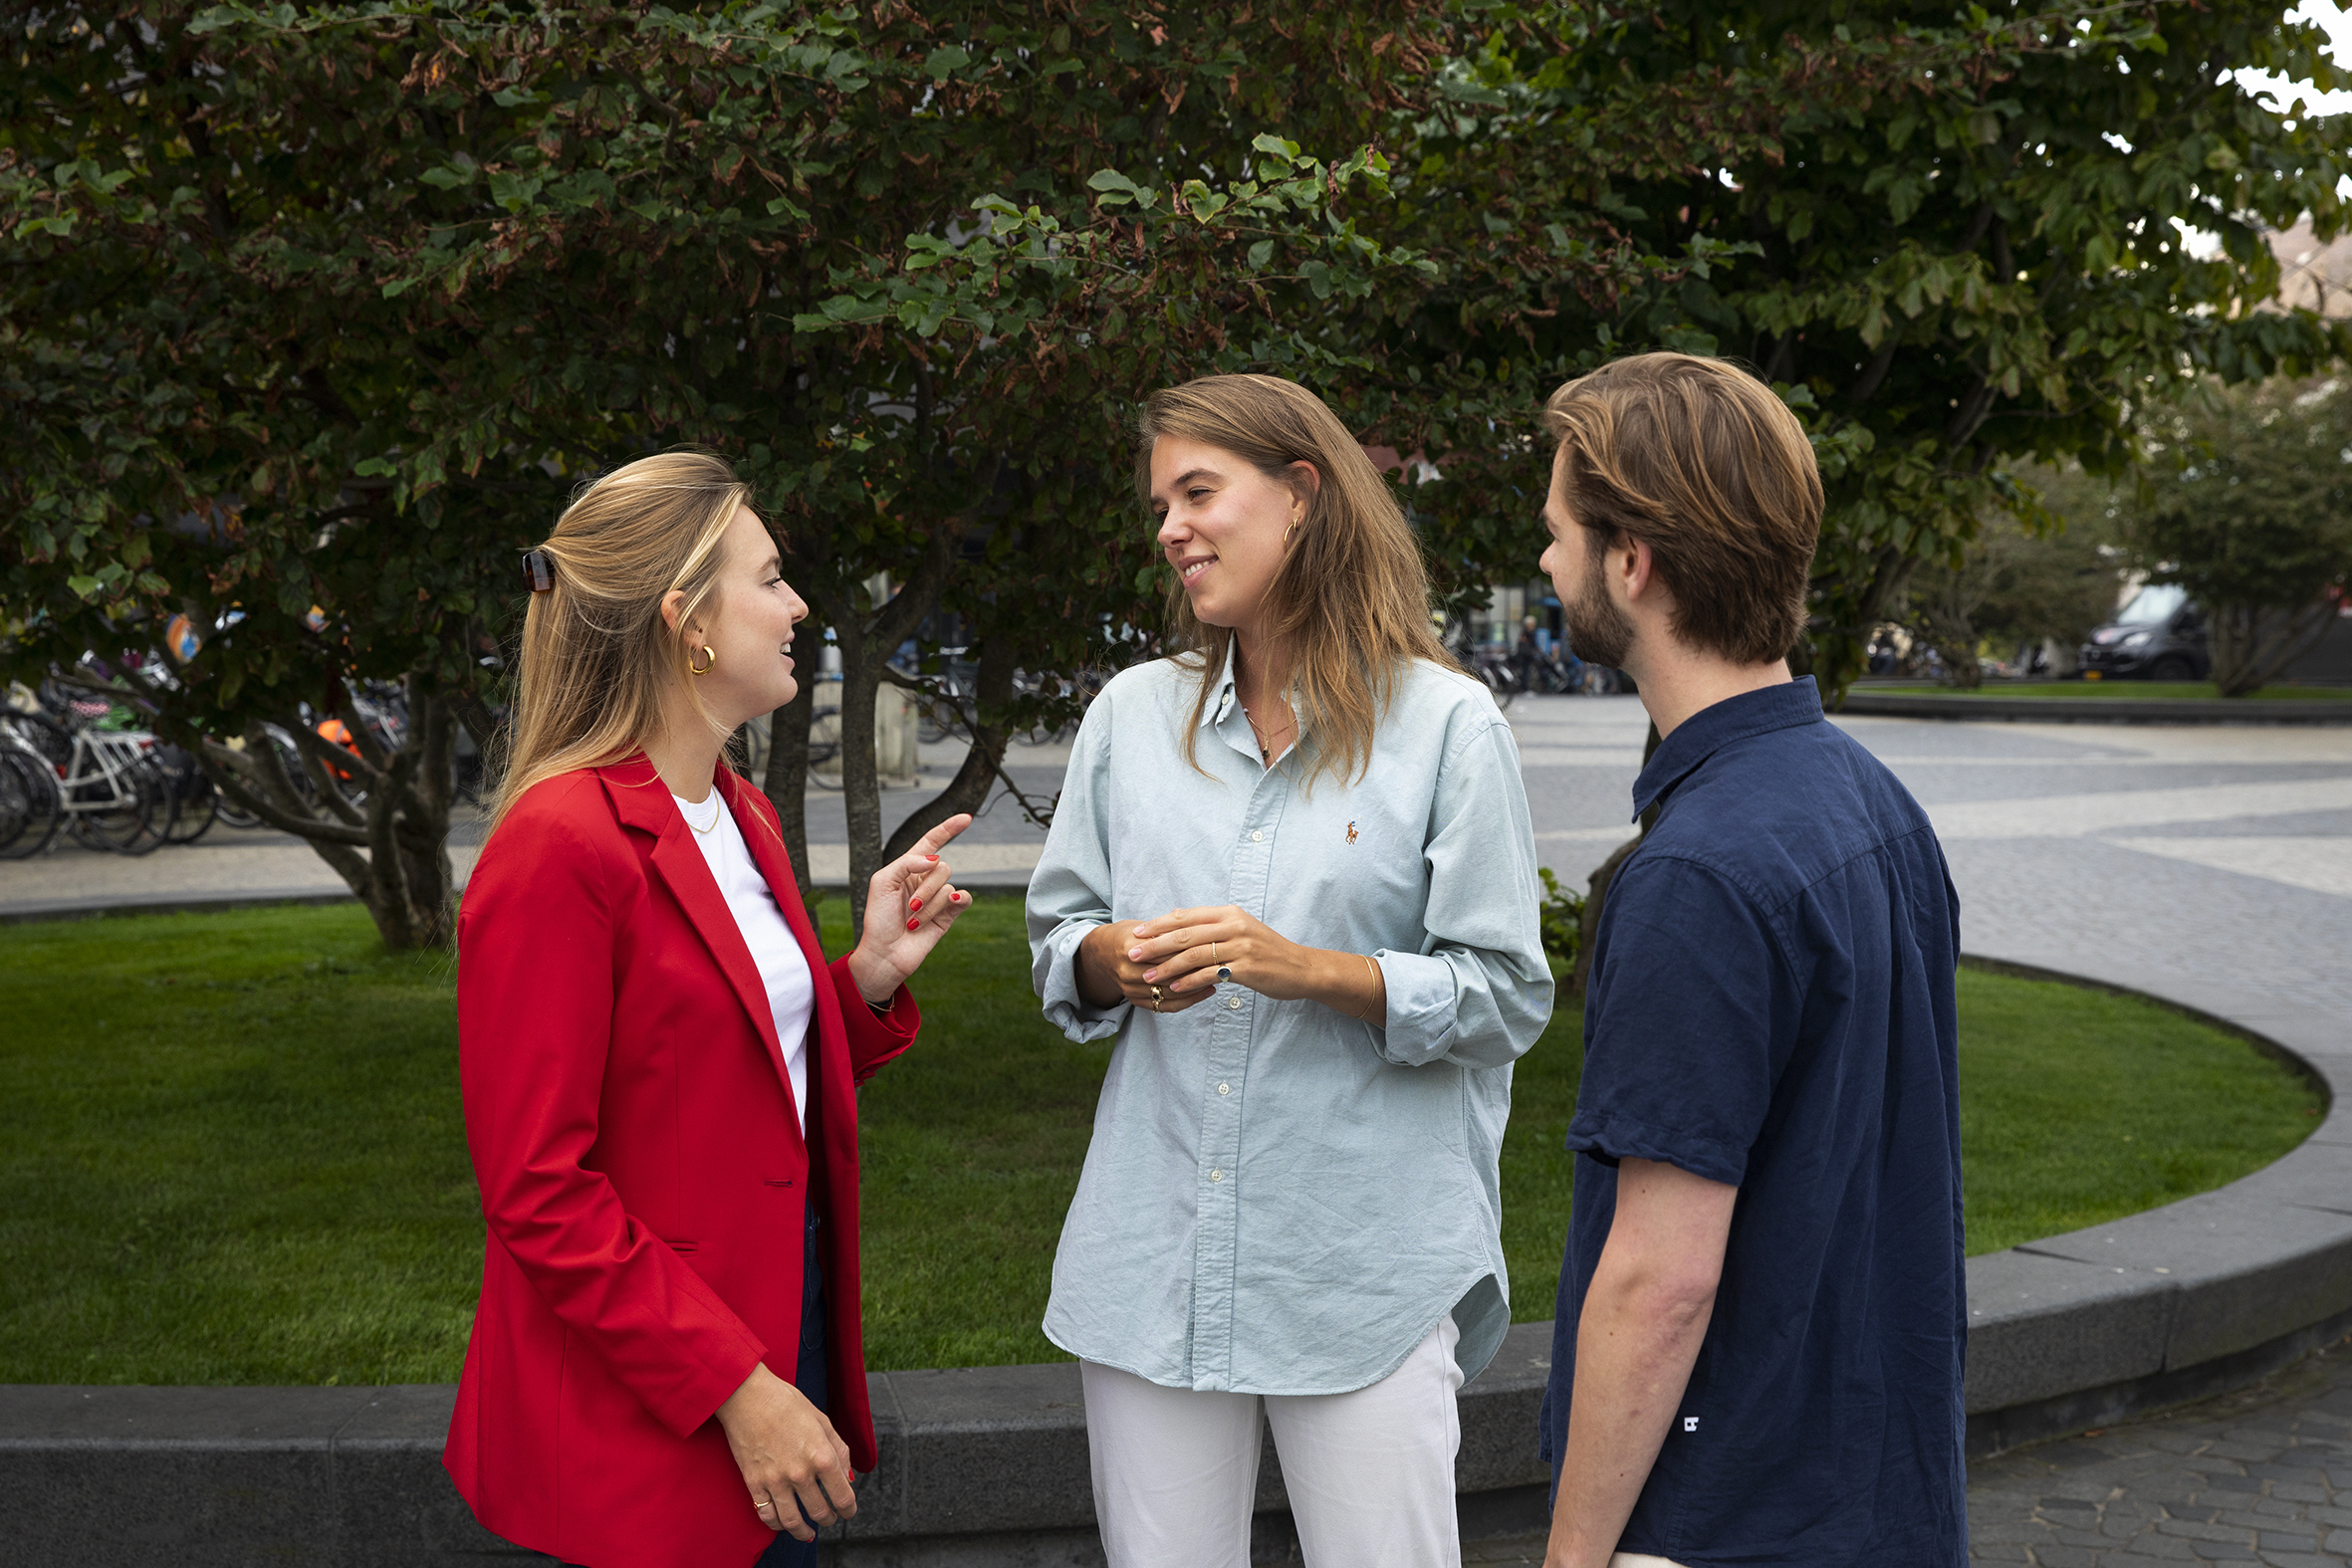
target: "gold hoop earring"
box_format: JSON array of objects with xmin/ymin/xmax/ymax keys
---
[
  {"xmin": 1284, "ymin": 523, "xmax": 1298, "ymax": 546},
  {"xmin": 688, "ymin": 645, "xmax": 716, "ymax": 676}
]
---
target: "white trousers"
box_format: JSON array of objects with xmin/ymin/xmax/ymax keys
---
[{"xmin": 1080, "ymin": 1315, "xmax": 1464, "ymax": 1568}]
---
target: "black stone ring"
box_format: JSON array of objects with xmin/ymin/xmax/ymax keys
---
[{"xmin": 1216, "ymin": 966, "xmax": 1233, "ymax": 983}]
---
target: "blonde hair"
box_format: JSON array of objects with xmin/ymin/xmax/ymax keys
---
[
  {"xmin": 487, "ymin": 450, "xmax": 753, "ymax": 835},
  {"xmin": 1138, "ymin": 374, "xmax": 1451, "ymax": 790}
]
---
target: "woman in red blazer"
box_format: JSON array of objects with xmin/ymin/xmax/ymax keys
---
[{"xmin": 446, "ymin": 452, "xmax": 972, "ymax": 1568}]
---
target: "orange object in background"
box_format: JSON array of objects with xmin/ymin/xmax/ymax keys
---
[
  {"xmin": 316, "ymin": 719, "xmax": 360, "ymax": 780},
  {"xmin": 163, "ymin": 615, "xmax": 202, "ymax": 664}
]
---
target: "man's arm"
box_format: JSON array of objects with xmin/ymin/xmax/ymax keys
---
[{"xmin": 1544, "ymin": 1158, "xmax": 1739, "ymax": 1568}]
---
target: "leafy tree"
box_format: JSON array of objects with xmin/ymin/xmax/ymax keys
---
[
  {"xmin": 1902, "ymin": 471, "xmax": 2124, "ymax": 685},
  {"xmin": 2126, "ymin": 377, "xmax": 2352, "ymax": 694},
  {"xmin": 12, "ymin": 0, "xmax": 2352, "ymax": 958},
  {"xmin": 1374, "ymin": 0, "xmax": 2352, "ymax": 694},
  {"xmin": 1370, "ymin": 0, "xmax": 2352, "ymax": 981},
  {"xmin": 0, "ymin": 5, "xmax": 568, "ymax": 947}
]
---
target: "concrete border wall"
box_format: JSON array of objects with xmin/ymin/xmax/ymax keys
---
[{"xmin": 4, "ymin": 960, "xmax": 2344, "ymax": 1565}]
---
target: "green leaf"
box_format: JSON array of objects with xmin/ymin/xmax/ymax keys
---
[
  {"xmin": 1247, "ymin": 239, "xmax": 1276, "ymax": 269},
  {"xmin": 924, "ymin": 45, "xmax": 971, "ymax": 81}
]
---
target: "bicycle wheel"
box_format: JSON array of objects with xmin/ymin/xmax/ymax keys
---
[
  {"xmin": 0, "ymin": 750, "xmax": 63, "ymax": 859},
  {"xmin": 68, "ymin": 761, "xmax": 157, "ymax": 852},
  {"xmin": 158, "ymin": 748, "xmax": 219, "ymax": 845}
]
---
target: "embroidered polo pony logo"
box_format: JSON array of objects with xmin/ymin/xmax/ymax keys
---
[{"xmin": 1345, "ymin": 820, "xmax": 1358, "ymax": 845}]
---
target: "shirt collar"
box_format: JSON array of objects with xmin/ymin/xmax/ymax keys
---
[
  {"xmin": 1197, "ymin": 641, "xmax": 1301, "ymax": 733},
  {"xmin": 1200, "ymin": 641, "xmax": 1240, "ymax": 729},
  {"xmin": 1629, "ymin": 676, "xmax": 1824, "ymax": 819}
]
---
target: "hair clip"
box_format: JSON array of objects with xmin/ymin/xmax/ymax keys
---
[{"xmin": 523, "ymin": 550, "xmax": 555, "ymax": 593}]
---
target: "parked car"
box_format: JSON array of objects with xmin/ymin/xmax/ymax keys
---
[{"xmin": 2078, "ymin": 584, "xmax": 2210, "ymax": 681}]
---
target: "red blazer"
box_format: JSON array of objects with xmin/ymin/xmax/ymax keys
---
[{"xmin": 444, "ymin": 755, "xmax": 917, "ymax": 1568}]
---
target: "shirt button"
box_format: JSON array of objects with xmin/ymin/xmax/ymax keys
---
[
  {"xmin": 1209, "ymin": 1169, "xmax": 1225, "ymax": 1183},
  {"xmin": 1250, "ymin": 829, "xmax": 1264, "ymax": 842},
  {"xmin": 1217, "ymin": 1082, "xmax": 1231, "ymax": 1095},
  {"xmin": 1226, "ymin": 997, "xmax": 1242, "ymax": 1010}
]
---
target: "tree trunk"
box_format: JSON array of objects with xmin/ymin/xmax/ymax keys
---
[
  {"xmin": 763, "ymin": 663, "xmax": 819, "ymax": 900},
  {"xmin": 834, "ymin": 620, "xmax": 886, "ymax": 931},
  {"xmin": 1567, "ymin": 720, "xmax": 1664, "ymax": 998},
  {"xmin": 882, "ymin": 638, "xmax": 1018, "ymax": 863},
  {"xmin": 189, "ymin": 670, "xmax": 458, "ymax": 950},
  {"xmin": 2211, "ymin": 596, "xmax": 2338, "ymax": 697}
]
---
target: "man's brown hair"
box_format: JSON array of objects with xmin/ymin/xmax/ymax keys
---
[{"xmin": 1542, "ymin": 351, "xmax": 1822, "ymax": 665}]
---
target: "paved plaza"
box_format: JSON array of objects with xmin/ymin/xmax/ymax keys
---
[{"xmin": 3, "ymin": 692, "xmax": 2349, "ymax": 1563}]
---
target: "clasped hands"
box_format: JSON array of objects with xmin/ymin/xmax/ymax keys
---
[{"xmin": 1075, "ymin": 905, "xmax": 1384, "ymax": 1022}]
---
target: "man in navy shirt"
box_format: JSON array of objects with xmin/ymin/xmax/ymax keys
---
[{"xmin": 1532, "ymin": 352, "xmax": 1966, "ymax": 1568}]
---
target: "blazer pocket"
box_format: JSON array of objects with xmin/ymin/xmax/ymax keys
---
[{"xmin": 662, "ymin": 1237, "xmax": 699, "ymax": 1255}]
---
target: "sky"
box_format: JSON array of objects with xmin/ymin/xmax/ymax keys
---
[{"xmin": 2235, "ymin": 1, "xmax": 2352, "ymax": 117}]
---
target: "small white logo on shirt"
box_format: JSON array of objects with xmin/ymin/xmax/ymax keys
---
[{"xmin": 1682, "ymin": 1417, "xmax": 1699, "ymax": 1433}]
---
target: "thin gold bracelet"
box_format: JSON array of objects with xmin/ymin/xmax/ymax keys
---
[{"xmin": 1356, "ymin": 953, "xmax": 1381, "ymax": 1022}]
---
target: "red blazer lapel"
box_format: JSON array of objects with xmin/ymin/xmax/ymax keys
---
[{"xmin": 598, "ymin": 758, "xmax": 801, "ymax": 1130}]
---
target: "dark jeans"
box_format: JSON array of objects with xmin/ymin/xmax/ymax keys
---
[{"xmin": 754, "ymin": 1206, "xmax": 830, "ymax": 1568}]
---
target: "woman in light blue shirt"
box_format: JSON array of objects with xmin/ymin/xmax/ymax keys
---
[{"xmin": 1026, "ymin": 374, "xmax": 1552, "ymax": 1568}]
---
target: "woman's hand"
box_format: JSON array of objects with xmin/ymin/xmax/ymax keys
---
[
  {"xmin": 1077, "ymin": 919, "xmax": 1215, "ymax": 1014},
  {"xmin": 844, "ymin": 814, "xmax": 973, "ymax": 1006},
  {"xmin": 1123, "ymin": 905, "xmax": 1386, "ymax": 1021},
  {"xmin": 715, "ymin": 1363, "xmax": 856, "ymax": 1540}
]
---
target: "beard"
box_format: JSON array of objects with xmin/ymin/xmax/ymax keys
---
[{"xmin": 1562, "ymin": 540, "xmax": 1636, "ymax": 669}]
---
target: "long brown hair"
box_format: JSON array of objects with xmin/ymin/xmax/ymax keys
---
[
  {"xmin": 487, "ymin": 451, "xmax": 751, "ymax": 835},
  {"xmin": 1138, "ymin": 374, "xmax": 1450, "ymax": 790}
]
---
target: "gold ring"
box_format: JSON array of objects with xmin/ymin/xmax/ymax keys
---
[
  {"xmin": 1211, "ymin": 942, "xmax": 1219, "ymax": 963},
  {"xmin": 1150, "ymin": 984, "xmax": 1163, "ymax": 1002},
  {"xmin": 755, "ymin": 1496, "xmax": 774, "ymax": 1511}
]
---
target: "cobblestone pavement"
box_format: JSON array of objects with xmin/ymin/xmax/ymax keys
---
[{"xmin": 1460, "ymin": 1334, "xmax": 2352, "ymax": 1565}]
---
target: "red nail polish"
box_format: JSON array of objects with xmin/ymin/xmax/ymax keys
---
[
  {"xmin": 925, "ymin": 854, "xmax": 939, "ymax": 862},
  {"xmin": 909, "ymin": 899, "xmax": 921, "ymax": 913},
  {"xmin": 907, "ymin": 918, "xmax": 920, "ymax": 931}
]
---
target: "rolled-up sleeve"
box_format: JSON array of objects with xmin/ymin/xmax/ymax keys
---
[
  {"xmin": 1374, "ymin": 716, "xmax": 1553, "ymax": 1069},
  {"xmin": 1028, "ymin": 710, "xmax": 1130, "ymax": 1042}
]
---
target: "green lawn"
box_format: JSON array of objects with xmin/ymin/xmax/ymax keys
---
[
  {"xmin": 1869, "ymin": 681, "xmax": 2352, "ymax": 701},
  {"xmin": 0, "ymin": 899, "xmax": 2322, "ymax": 1383}
]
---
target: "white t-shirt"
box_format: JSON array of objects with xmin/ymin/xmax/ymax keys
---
[{"xmin": 674, "ymin": 790, "xmax": 815, "ymax": 1132}]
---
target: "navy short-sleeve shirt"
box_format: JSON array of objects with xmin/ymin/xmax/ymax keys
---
[{"xmin": 1539, "ymin": 679, "xmax": 1967, "ymax": 1567}]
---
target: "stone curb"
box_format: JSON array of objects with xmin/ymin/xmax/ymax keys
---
[
  {"xmin": 0, "ymin": 887, "xmax": 363, "ymax": 925},
  {"xmin": 2, "ymin": 959, "xmax": 2344, "ymax": 1565},
  {"xmin": 1834, "ymin": 691, "xmax": 2352, "ymax": 725}
]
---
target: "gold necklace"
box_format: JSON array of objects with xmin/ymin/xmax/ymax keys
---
[
  {"xmin": 682, "ymin": 798, "xmax": 721, "ymax": 835},
  {"xmin": 1241, "ymin": 705, "xmax": 1292, "ymax": 764}
]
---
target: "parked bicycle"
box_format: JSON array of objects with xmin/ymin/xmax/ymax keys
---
[{"xmin": 0, "ymin": 706, "xmax": 177, "ymax": 854}]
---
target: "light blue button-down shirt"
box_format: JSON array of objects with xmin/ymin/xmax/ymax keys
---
[{"xmin": 1026, "ymin": 650, "xmax": 1552, "ymax": 1395}]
